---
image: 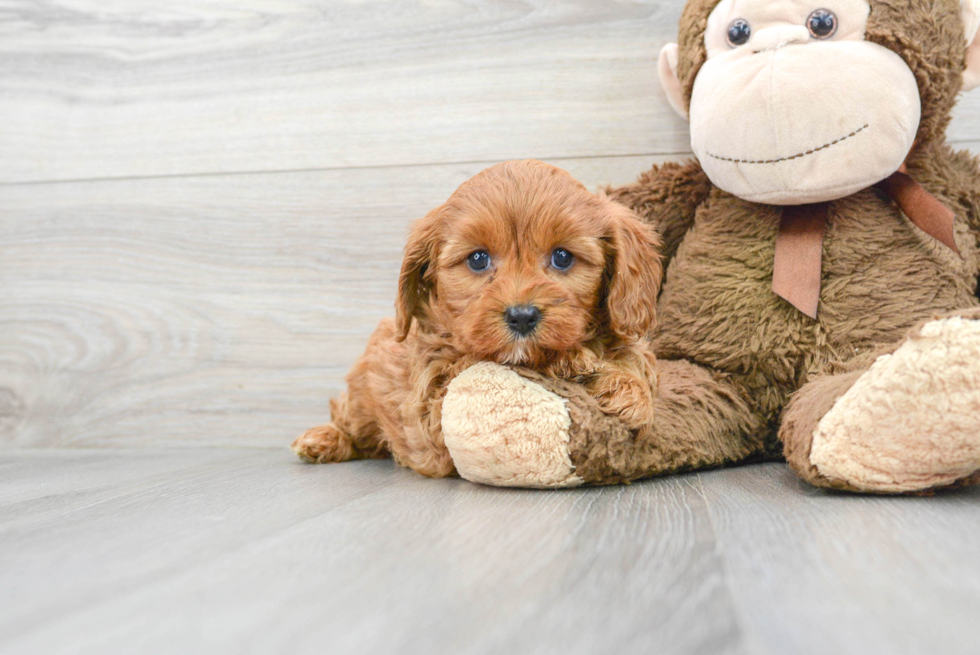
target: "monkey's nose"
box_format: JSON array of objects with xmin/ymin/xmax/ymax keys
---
[
  {"xmin": 751, "ymin": 26, "xmax": 810, "ymax": 53},
  {"xmin": 504, "ymin": 305, "xmax": 541, "ymax": 336}
]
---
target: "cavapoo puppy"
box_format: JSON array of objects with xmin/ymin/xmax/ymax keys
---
[{"xmin": 292, "ymin": 160, "xmax": 662, "ymax": 477}]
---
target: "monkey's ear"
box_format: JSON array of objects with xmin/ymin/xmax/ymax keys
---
[
  {"xmin": 962, "ymin": 0, "xmax": 980, "ymax": 91},
  {"xmin": 658, "ymin": 43, "xmax": 689, "ymax": 120},
  {"xmin": 604, "ymin": 201, "xmax": 663, "ymax": 341},
  {"xmin": 395, "ymin": 208, "xmax": 444, "ymax": 341}
]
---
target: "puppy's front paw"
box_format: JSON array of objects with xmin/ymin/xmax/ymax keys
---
[
  {"xmin": 291, "ymin": 423, "xmax": 354, "ymax": 464},
  {"xmin": 592, "ymin": 372, "xmax": 655, "ymax": 430},
  {"xmin": 442, "ymin": 363, "xmax": 583, "ymax": 488}
]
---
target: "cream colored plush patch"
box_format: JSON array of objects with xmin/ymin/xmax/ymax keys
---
[
  {"xmin": 442, "ymin": 363, "xmax": 583, "ymax": 488},
  {"xmin": 811, "ymin": 318, "xmax": 980, "ymax": 493}
]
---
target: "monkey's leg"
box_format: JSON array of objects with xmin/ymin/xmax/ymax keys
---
[
  {"xmin": 442, "ymin": 360, "xmax": 767, "ymax": 487},
  {"xmin": 781, "ymin": 308, "xmax": 980, "ymax": 493},
  {"xmin": 291, "ymin": 392, "xmax": 390, "ymax": 464}
]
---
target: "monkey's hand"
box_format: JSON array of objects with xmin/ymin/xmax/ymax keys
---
[{"xmin": 441, "ymin": 363, "xmax": 631, "ymax": 488}]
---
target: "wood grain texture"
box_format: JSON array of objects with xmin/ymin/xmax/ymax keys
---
[
  {"xmin": 700, "ymin": 465, "xmax": 980, "ymax": 655},
  {"xmin": 4, "ymin": 0, "xmax": 980, "ymax": 448},
  {"xmin": 3, "ymin": 452, "xmax": 979, "ymax": 655},
  {"xmin": 0, "ymin": 155, "xmax": 673, "ymax": 448},
  {"xmin": 4, "ymin": 4, "xmax": 980, "ymax": 652},
  {"xmin": 3, "ymin": 0, "xmax": 980, "ymax": 184},
  {"xmin": 0, "ymin": 449, "xmax": 745, "ymax": 655}
]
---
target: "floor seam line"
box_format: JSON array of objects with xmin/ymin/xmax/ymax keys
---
[
  {"xmin": 697, "ymin": 472, "xmax": 762, "ymax": 655},
  {"xmin": 0, "ymin": 152, "xmax": 695, "ymax": 187}
]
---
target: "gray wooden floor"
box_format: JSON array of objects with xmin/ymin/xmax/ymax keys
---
[
  {"xmin": 2, "ymin": 449, "xmax": 979, "ymax": 655},
  {"xmin": 3, "ymin": 3, "xmax": 980, "ymax": 653}
]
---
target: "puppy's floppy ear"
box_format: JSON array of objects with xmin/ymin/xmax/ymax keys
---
[
  {"xmin": 603, "ymin": 200, "xmax": 663, "ymax": 340},
  {"xmin": 395, "ymin": 206, "xmax": 445, "ymax": 341}
]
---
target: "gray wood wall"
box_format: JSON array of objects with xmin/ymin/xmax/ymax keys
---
[{"xmin": 4, "ymin": 0, "xmax": 980, "ymax": 448}]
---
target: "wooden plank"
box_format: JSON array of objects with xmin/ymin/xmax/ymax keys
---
[
  {"xmin": 0, "ymin": 447, "xmax": 257, "ymax": 510},
  {"xmin": 0, "ymin": 450, "xmax": 397, "ymax": 650},
  {"xmin": 0, "ymin": 449, "xmax": 744, "ymax": 655},
  {"xmin": 698, "ymin": 463, "xmax": 980, "ymax": 655},
  {"xmin": 7, "ymin": 452, "xmax": 979, "ymax": 655},
  {"xmin": 0, "ymin": 0, "xmax": 688, "ymax": 183},
  {"xmin": 0, "ymin": 155, "xmax": 672, "ymax": 448},
  {"xmin": 4, "ymin": 0, "xmax": 980, "ymax": 184}
]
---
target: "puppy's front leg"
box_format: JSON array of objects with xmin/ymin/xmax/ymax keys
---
[{"xmin": 588, "ymin": 349, "xmax": 658, "ymax": 430}]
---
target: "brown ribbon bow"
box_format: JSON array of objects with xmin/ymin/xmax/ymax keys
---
[{"xmin": 772, "ymin": 167, "xmax": 962, "ymax": 319}]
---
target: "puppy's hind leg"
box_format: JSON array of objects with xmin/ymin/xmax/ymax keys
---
[{"xmin": 291, "ymin": 393, "xmax": 389, "ymax": 464}]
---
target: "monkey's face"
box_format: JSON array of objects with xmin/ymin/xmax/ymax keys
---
[{"xmin": 683, "ymin": 0, "xmax": 922, "ymax": 205}]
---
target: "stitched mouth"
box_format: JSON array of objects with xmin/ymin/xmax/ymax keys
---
[{"xmin": 707, "ymin": 124, "xmax": 869, "ymax": 165}]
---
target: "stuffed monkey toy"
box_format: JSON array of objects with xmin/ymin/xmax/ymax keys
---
[{"xmin": 438, "ymin": 0, "xmax": 980, "ymax": 493}]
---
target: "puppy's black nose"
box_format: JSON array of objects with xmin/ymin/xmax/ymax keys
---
[{"xmin": 504, "ymin": 305, "xmax": 541, "ymax": 336}]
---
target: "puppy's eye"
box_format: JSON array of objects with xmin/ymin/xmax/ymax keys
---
[
  {"xmin": 550, "ymin": 248, "xmax": 574, "ymax": 271},
  {"xmin": 726, "ymin": 18, "xmax": 751, "ymax": 47},
  {"xmin": 466, "ymin": 250, "xmax": 491, "ymax": 273},
  {"xmin": 807, "ymin": 9, "xmax": 837, "ymax": 39}
]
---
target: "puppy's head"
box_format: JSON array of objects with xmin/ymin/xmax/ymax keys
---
[{"xmin": 396, "ymin": 160, "xmax": 662, "ymax": 366}]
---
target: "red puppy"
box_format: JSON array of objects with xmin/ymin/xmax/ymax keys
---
[{"xmin": 292, "ymin": 160, "xmax": 662, "ymax": 477}]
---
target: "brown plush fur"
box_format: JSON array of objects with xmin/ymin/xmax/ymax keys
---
[
  {"xmin": 292, "ymin": 160, "xmax": 662, "ymax": 477},
  {"xmin": 515, "ymin": 0, "xmax": 980, "ymax": 490}
]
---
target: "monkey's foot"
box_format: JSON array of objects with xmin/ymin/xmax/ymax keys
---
[
  {"xmin": 442, "ymin": 363, "xmax": 583, "ymax": 488},
  {"xmin": 810, "ymin": 317, "xmax": 980, "ymax": 493}
]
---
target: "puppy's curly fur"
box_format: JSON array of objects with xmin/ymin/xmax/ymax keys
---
[{"xmin": 292, "ymin": 160, "xmax": 662, "ymax": 477}]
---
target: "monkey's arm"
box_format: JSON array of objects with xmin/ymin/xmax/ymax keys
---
[
  {"xmin": 606, "ymin": 160, "xmax": 712, "ymax": 267},
  {"xmin": 441, "ymin": 360, "xmax": 769, "ymax": 487}
]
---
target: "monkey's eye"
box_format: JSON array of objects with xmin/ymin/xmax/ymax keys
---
[
  {"xmin": 550, "ymin": 248, "xmax": 574, "ymax": 271},
  {"xmin": 466, "ymin": 250, "xmax": 491, "ymax": 273},
  {"xmin": 726, "ymin": 19, "xmax": 752, "ymax": 47},
  {"xmin": 807, "ymin": 9, "xmax": 838, "ymax": 39}
]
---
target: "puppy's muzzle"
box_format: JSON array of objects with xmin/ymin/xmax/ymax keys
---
[{"xmin": 504, "ymin": 305, "xmax": 541, "ymax": 337}]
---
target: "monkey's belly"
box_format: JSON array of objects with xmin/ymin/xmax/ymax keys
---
[{"xmin": 652, "ymin": 192, "xmax": 979, "ymax": 388}]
